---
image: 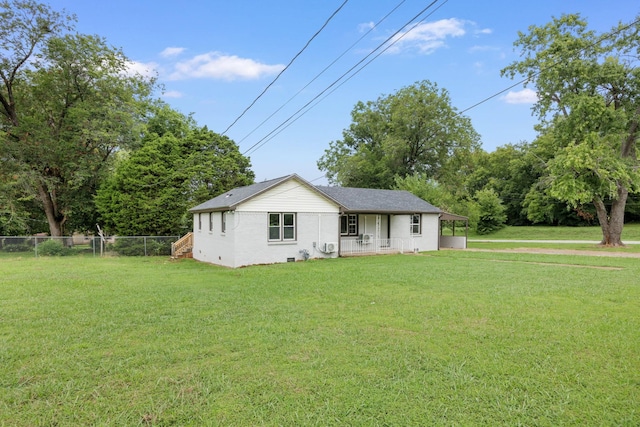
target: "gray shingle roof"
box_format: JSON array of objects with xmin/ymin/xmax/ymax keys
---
[
  {"xmin": 189, "ymin": 174, "xmax": 441, "ymax": 214},
  {"xmin": 316, "ymin": 186, "xmax": 441, "ymax": 214}
]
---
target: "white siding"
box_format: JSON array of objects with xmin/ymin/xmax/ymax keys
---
[
  {"xmin": 238, "ymin": 178, "xmax": 339, "ymax": 213},
  {"xmin": 193, "ymin": 211, "xmax": 340, "ymax": 268},
  {"xmin": 389, "ymin": 213, "xmax": 439, "ymax": 252},
  {"xmin": 231, "ymin": 212, "xmax": 339, "ymax": 267},
  {"xmin": 193, "ymin": 212, "xmax": 237, "ymax": 267},
  {"xmin": 412, "ymin": 213, "xmax": 439, "ymax": 251}
]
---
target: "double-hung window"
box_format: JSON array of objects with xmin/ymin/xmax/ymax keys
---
[
  {"xmin": 208, "ymin": 212, "xmax": 213, "ymax": 231},
  {"xmin": 410, "ymin": 214, "xmax": 421, "ymax": 235},
  {"xmin": 221, "ymin": 212, "xmax": 226, "ymax": 233},
  {"xmin": 340, "ymin": 214, "xmax": 358, "ymax": 236},
  {"xmin": 268, "ymin": 213, "xmax": 296, "ymax": 241}
]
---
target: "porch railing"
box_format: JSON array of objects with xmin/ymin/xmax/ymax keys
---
[
  {"xmin": 339, "ymin": 237, "xmax": 409, "ymax": 256},
  {"xmin": 171, "ymin": 232, "xmax": 193, "ymax": 258}
]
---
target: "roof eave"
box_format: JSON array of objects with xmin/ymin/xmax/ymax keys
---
[{"xmin": 188, "ymin": 206, "xmax": 233, "ymax": 214}]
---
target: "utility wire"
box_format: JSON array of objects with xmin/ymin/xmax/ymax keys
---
[
  {"xmin": 245, "ymin": 11, "xmax": 640, "ymax": 158},
  {"xmin": 459, "ymin": 16, "xmax": 640, "ymax": 114},
  {"xmin": 243, "ymin": 0, "xmax": 446, "ymax": 156},
  {"xmin": 236, "ymin": 0, "xmax": 407, "ymax": 145},
  {"xmin": 221, "ymin": 0, "xmax": 349, "ymax": 136}
]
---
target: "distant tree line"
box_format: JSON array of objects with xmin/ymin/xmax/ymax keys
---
[{"xmin": 319, "ymin": 14, "xmax": 640, "ymax": 244}]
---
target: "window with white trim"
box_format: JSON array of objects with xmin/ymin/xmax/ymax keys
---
[
  {"xmin": 410, "ymin": 214, "xmax": 421, "ymax": 235},
  {"xmin": 340, "ymin": 214, "xmax": 358, "ymax": 236},
  {"xmin": 208, "ymin": 212, "xmax": 213, "ymax": 231},
  {"xmin": 221, "ymin": 212, "xmax": 226, "ymax": 233},
  {"xmin": 198, "ymin": 213, "xmax": 202, "ymax": 230},
  {"xmin": 268, "ymin": 212, "xmax": 296, "ymax": 241}
]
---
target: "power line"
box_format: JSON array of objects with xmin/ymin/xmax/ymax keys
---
[
  {"xmin": 245, "ymin": 11, "xmax": 640, "ymax": 159},
  {"xmin": 221, "ymin": 0, "xmax": 349, "ymax": 136},
  {"xmin": 236, "ymin": 0, "xmax": 407, "ymax": 146},
  {"xmin": 460, "ymin": 16, "xmax": 640, "ymax": 115},
  {"xmin": 243, "ymin": 0, "xmax": 446, "ymax": 157}
]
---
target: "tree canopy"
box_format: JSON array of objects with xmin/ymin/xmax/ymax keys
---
[
  {"xmin": 95, "ymin": 105, "xmax": 254, "ymax": 236},
  {"xmin": 0, "ymin": 0, "xmax": 153, "ymax": 236},
  {"xmin": 501, "ymin": 14, "xmax": 640, "ymax": 245},
  {"xmin": 1, "ymin": 1, "xmax": 255, "ymax": 238},
  {"xmin": 317, "ymin": 80, "xmax": 480, "ymax": 189}
]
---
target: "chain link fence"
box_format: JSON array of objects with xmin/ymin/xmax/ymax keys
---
[{"xmin": 0, "ymin": 235, "xmax": 179, "ymax": 257}]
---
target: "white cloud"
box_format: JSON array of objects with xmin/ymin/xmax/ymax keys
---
[
  {"xmin": 386, "ymin": 18, "xmax": 467, "ymax": 54},
  {"xmin": 162, "ymin": 90, "xmax": 183, "ymax": 98},
  {"xmin": 124, "ymin": 60, "xmax": 158, "ymax": 78},
  {"xmin": 168, "ymin": 52, "xmax": 285, "ymax": 81},
  {"xmin": 476, "ymin": 28, "xmax": 492, "ymax": 35},
  {"xmin": 160, "ymin": 47, "xmax": 186, "ymax": 58},
  {"xmin": 503, "ymin": 88, "xmax": 538, "ymax": 104},
  {"xmin": 358, "ymin": 21, "xmax": 375, "ymax": 33}
]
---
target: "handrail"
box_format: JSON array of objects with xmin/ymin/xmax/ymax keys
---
[{"xmin": 171, "ymin": 232, "xmax": 193, "ymax": 257}]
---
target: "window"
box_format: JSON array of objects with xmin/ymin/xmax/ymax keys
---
[
  {"xmin": 410, "ymin": 214, "xmax": 421, "ymax": 235},
  {"xmin": 340, "ymin": 214, "xmax": 358, "ymax": 236},
  {"xmin": 198, "ymin": 213, "xmax": 202, "ymax": 230},
  {"xmin": 208, "ymin": 212, "xmax": 213, "ymax": 231},
  {"xmin": 268, "ymin": 213, "xmax": 296, "ymax": 241},
  {"xmin": 221, "ymin": 212, "xmax": 226, "ymax": 233}
]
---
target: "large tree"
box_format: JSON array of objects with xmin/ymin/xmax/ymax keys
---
[
  {"xmin": 95, "ymin": 105, "xmax": 254, "ymax": 236},
  {"xmin": 0, "ymin": 0, "xmax": 153, "ymax": 237},
  {"xmin": 317, "ymin": 80, "xmax": 480, "ymax": 189},
  {"xmin": 502, "ymin": 14, "xmax": 640, "ymax": 246}
]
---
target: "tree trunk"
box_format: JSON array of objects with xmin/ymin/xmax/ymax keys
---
[
  {"xmin": 37, "ymin": 182, "xmax": 65, "ymax": 237},
  {"xmin": 593, "ymin": 184, "xmax": 628, "ymax": 247}
]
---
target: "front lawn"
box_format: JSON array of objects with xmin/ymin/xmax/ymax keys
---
[{"xmin": 1, "ymin": 253, "xmax": 638, "ymax": 425}]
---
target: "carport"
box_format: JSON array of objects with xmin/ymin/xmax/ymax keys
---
[{"xmin": 439, "ymin": 212, "xmax": 468, "ymax": 249}]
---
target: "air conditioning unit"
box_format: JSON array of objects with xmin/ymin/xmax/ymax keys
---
[
  {"xmin": 323, "ymin": 242, "xmax": 337, "ymax": 253},
  {"xmin": 359, "ymin": 234, "xmax": 373, "ymax": 244}
]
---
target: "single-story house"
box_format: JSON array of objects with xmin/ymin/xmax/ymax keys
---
[{"xmin": 181, "ymin": 174, "xmax": 466, "ymax": 268}]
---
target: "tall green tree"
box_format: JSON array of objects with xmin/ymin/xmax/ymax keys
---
[
  {"xmin": 318, "ymin": 80, "xmax": 480, "ymax": 189},
  {"xmin": 502, "ymin": 14, "xmax": 640, "ymax": 245},
  {"xmin": 0, "ymin": 1, "xmax": 153, "ymax": 237},
  {"xmin": 96, "ymin": 106, "xmax": 254, "ymax": 236}
]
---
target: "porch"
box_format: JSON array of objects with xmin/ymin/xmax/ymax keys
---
[{"xmin": 339, "ymin": 237, "xmax": 416, "ymax": 256}]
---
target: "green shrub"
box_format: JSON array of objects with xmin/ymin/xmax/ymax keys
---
[
  {"xmin": 36, "ymin": 240, "xmax": 71, "ymax": 256},
  {"xmin": 110, "ymin": 238, "xmax": 171, "ymax": 256},
  {"xmin": 475, "ymin": 188, "xmax": 507, "ymax": 235}
]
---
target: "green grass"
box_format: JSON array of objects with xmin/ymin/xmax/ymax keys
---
[
  {"xmin": 1, "ymin": 254, "xmax": 639, "ymax": 425},
  {"xmin": 468, "ymin": 222, "xmax": 640, "ymax": 241}
]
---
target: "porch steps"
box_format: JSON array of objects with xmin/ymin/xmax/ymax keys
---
[{"xmin": 171, "ymin": 232, "xmax": 193, "ymax": 259}]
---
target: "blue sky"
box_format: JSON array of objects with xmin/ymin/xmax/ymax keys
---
[{"xmin": 48, "ymin": 0, "xmax": 639, "ymax": 184}]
